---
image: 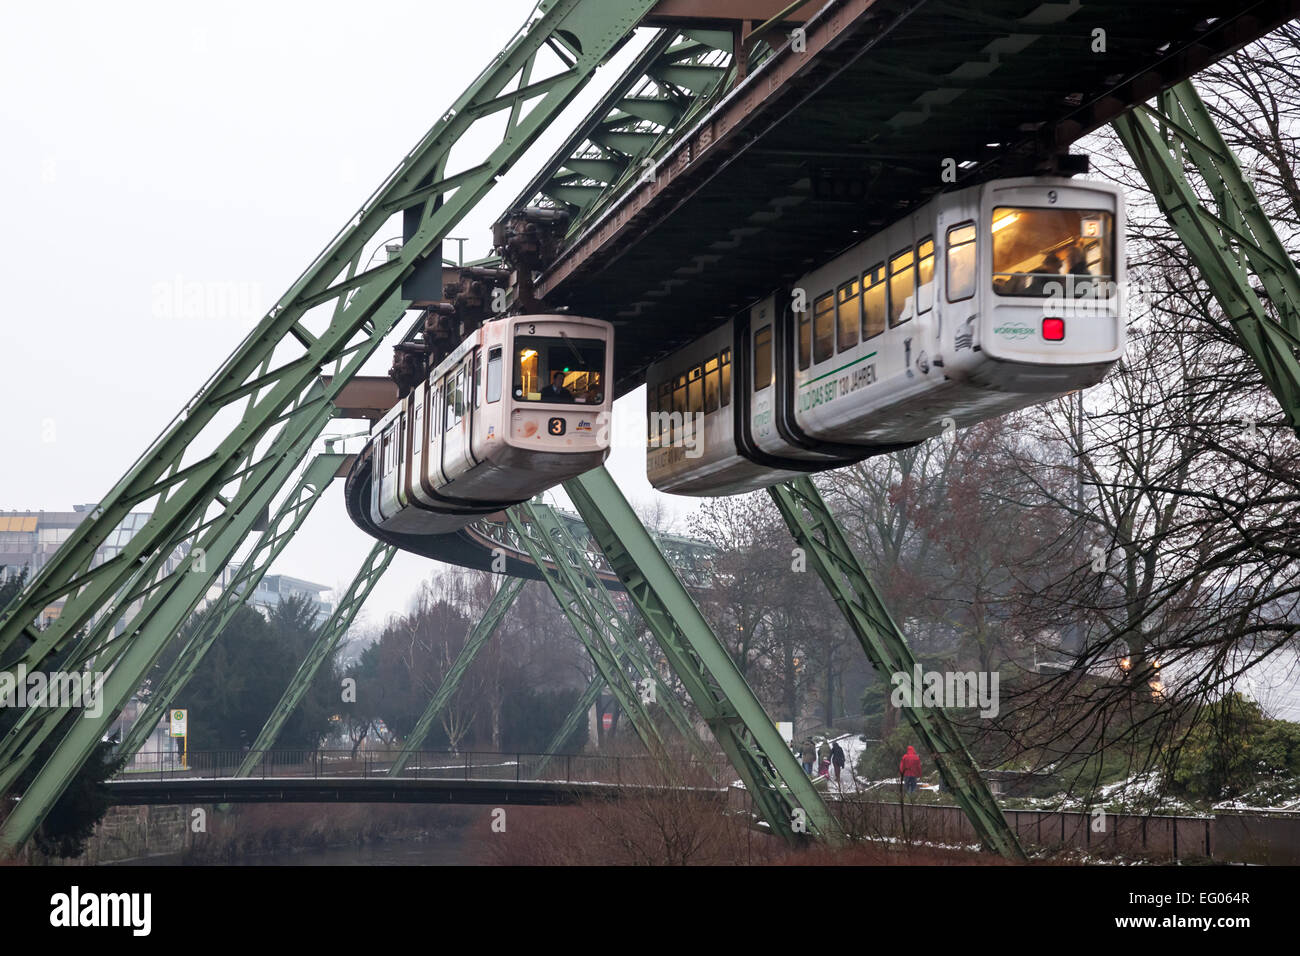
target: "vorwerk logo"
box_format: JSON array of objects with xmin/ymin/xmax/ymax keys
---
[{"xmin": 50, "ymin": 886, "xmax": 151, "ymax": 936}]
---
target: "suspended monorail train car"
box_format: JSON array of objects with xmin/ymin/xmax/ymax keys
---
[
  {"xmin": 356, "ymin": 314, "xmax": 613, "ymax": 535},
  {"xmin": 646, "ymin": 176, "xmax": 1127, "ymax": 495}
]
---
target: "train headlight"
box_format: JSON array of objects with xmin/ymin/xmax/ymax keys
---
[{"xmin": 1042, "ymin": 317, "xmax": 1065, "ymax": 341}]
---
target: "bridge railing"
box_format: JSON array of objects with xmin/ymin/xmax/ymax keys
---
[{"xmin": 122, "ymin": 749, "xmax": 730, "ymax": 788}]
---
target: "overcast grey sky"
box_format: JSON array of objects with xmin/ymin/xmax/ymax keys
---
[{"xmin": 0, "ymin": 0, "xmax": 699, "ymax": 626}]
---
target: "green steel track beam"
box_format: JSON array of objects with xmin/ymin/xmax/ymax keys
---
[
  {"xmin": 0, "ymin": 0, "xmax": 661, "ymax": 852},
  {"xmin": 522, "ymin": 500, "xmax": 710, "ymax": 762},
  {"xmin": 1115, "ymin": 80, "xmax": 1300, "ymax": 436},
  {"xmin": 387, "ymin": 576, "xmax": 524, "ymax": 777},
  {"xmin": 237, "ymin": 541, "xmax": 396, "ymax": 776},
  {"xmin": 564, "ymin": 467, "xmax": 844, "ymax": 846},
  {"xmin": 118, "ymin": 452, "xmax": 349, "ymax": 760},
  {"xmin": 504, "ymin": 509, "xmax": 671, "ymax": 757},
  {"xmin": 767, "ymin": 477, "xmax": 1026, "ymax": 861}
]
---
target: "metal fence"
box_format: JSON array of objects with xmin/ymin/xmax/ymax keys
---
[{"xmin": 122, "ymin": 749, "xmax": 728, "ymax": 788}]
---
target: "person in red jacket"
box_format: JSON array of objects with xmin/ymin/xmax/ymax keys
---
[{"xmin": 899, "ymin": 745, "xmax": 923, "ymax": 794}]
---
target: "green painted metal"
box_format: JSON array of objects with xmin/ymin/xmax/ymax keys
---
[
  {"xmin": 767, "ymin": 477, "xmax": 1026, "ymax": 860},
  {"xmin": 505, "ymin": 27, "xmax": 732, "ymax": 237},
  {"xmin": 0, "ymin": 384, "xmax": 335, "ymax": 796},
  {"xmin": 521, "ymin": 500, "xmax": 710, "ymax": 762},
  {"xmin": 0, "ymin": 0, "xmax": 660, "ymax": 851},
  {"xmin": 387, "ymin": 576, "xmax": 524, "ymax": 777},
  {"xmin": 118, "ymin": 452, "xmax": 348, "ymax": 760},
  {"xmin": 0, "ymin": 395, "xmax": 339, "ymax": 850},
  {"xmin": 236, "ymin": 541, "xmax": 396, "ymax": 777},
  {"xmin": 504, "ymin": 507, "xmax": 671, "ymax": 756},
  {"xmin": 564, "ymin": 467, "xmax": 844, "ymax": 846},
  {"xmin": 540, "ymin": 673, "xmax": 605, "ymax": 762},
  {"xmin": 1115, "ymin": 80, "xmax": 1300, "ymax": 436}
]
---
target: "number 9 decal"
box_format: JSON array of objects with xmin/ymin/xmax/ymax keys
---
[{"xmin": 1047, "ymin": 190, "xmax": 1058, "ymax": 204}]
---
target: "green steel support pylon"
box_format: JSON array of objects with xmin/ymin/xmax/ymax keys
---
[
  {"xmin": 1115, "ymin": 80, "xmax": 1300, "ymax": 435},
  {"xmin": 387, "ymin": 576, "xmax": 524, "ymax": 777},
  {"xmin": 768, "ymin": 478, "xmax": 1026, "ymax": 860},
  {"xmin": 564, "ymin": 467, "xmax": 844, "ymax": 846},
  {"xmin": 504, "ymin": 510, "xmax": 671, "ymax": 757},
  {"xmin": 540, "ymin": 673, "xmax": 605, "ymax": 761},
  {"xmin": 118, "ymin": 452, "xmax": 348, "ymax": 760},
  {"xmin": 0, "ymin": 396, "xmax": 340, "ymax": 851},
  {"xmin": 0, "ymin": 0, "xmax": 661, "ymax": 851},
  {"xmin": 0, "ymin": 386, "xmax": 335, "ymax": 793},
  {"xmin": 521, "ymin": 501, "xmax": 711, "ymax": 763},
  {"xmin": 236, "ymin": 541, "xmax": 396, "ymax": 777}
]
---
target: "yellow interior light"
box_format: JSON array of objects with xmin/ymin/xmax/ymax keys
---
[{"xmin": 991, "ymin": 212, "xmax": 1020, "ymax": 233}]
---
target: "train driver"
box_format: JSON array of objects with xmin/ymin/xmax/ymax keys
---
[{"xmin": 541, "ymin": 369, "xmax": 574, "ymax": 403}]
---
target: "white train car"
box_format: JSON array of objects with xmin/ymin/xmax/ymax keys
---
[
  {"xmin": 369, "ymin": 314, "xmax": 613, "ymax": 534},
  {"xmin": 647, "ymin": 175, "xmax": 1126, "ymax": 495}
]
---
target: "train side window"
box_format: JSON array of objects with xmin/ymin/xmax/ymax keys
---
[
  {"xmin": 688, "ymin": 366, "xmax": 703, "ymax": 415},
  {"xmin": 916, "ymin": 238, "xmax": 935, "ymax": 313},
  {"xmin": 486, "ymin": 347, "xmax": 502, "ymax": 402},
  {"xmin": 837, "ymin": 280, "xmax": 860, "ymax": 352},
  {"xmin": 673, "ymin": 374, "xmax": 687, "ymax": 443},
  {"xmin": 889, "ymin": 248, "xmax": 914, "ymax": 327},
  {"xmin": 704, "ymin": 356, "xmax": 720, "ymax": 413},
  {"xmin": 658, "ymin": 381, "xmax": 672, "ymax": 441},
  {"xmin": 946, "ymin": 222, "xmax": 977, "ymax": 302},
  {"xmin": 812, "ymin": 293, "xmax": 834, "ymax": 364},
  {"xmin": 862, "ymin": 263, "xmax": 887, "ymax": 340},
  {"xmin": 444, "ymin": 379, "xmax": 455, "ymax": 432},
  {"xmin": 797, "ymin": 308, "xmax": 811, "ymax": 371},
  {"xmin": 720, "ymin": 349, "xmax": 731, "ymax": 406},
  {"xmin": 753, "ymin": 325, "xmax": 773, "ymax": 391},
  {"xmin": 414, "ymin": 400, "xmax": 423, "ymax": 442},
  {"xmin": 382, "ymin": 429, "xmax": 393, "ymax": 474}
]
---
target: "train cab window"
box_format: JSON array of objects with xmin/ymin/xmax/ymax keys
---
[
  {"xmin": 414, "ymin": 400, "xmax": 423, "ymax": 441},
  {"xmin": 812, "ymin": 293, "xmax": 834, "ymax": 364},
  {"xmin": 797, "ymin": 306, "xmax": 812, "ymax": 371},
  {"xmin": 889, "ymin": 249, "xmax": 914, "ymax": 327},
  {"xmin": 688, "ymin": 366, "xmax": 703, "ymax": 415},
  {"xmin": 720, "ymin": 349, "xmax": 731, "ymax": 406},
  {"xmin": 946, "ymin": 223, "xmax": 977, "ymax": 302},
  {"xmin": 916, "ymin": 238, "xmax": 935, "ymax": 313},
  {"xmin": 486, "ymin": 347, "xmax": 502, "ymax": 403},
  {"xmin": 513, "ymin": 333, "xmax": 606, "ymax": 405},
  {"xmin": 862, "ymin": 264, "xmax": 887, "ymax": 340},
  {"xmin": 382, "ymin": 429, "xmax": 394, "ymax": 474},
  {"xmin": 754, "ymin": 325, "xmax": 773, "ymax": 391},
  {"xmin": 991, "ymin": 207, "xmax": 1114, "ymax": 298},
  {"xmin": 704, "ymin": 356, "xmax": 720, "ymax": 414},
  {"xmin": 837, "ymin": 280, "xmax": 861, "ymax": 352},
  {"xmin": 455, "ymin": 368, "xmax": 466, "ymax": 419}
]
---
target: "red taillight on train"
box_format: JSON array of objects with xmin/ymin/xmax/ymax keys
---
[{"xmin": 1042, "ymin": 317, "xmax": 1065, "ymax": 341}]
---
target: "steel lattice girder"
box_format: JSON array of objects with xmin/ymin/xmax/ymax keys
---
[
  {"xmin": 767, "ymin": 478, "xmax": 1026, "ymax": 860},
  {"xmin": 505, "ymin": 27, "xmax": 733, "ymax": 235},
  {"xmin": 564, "ymin": 467, "xmax": 844, "ymax": 846},
  {"xmin": 0, "ymin": 386, "xmax": 336, "ymax": 795},
  {"xmin": 0, "ymin": 0, "xmax": 660, "ymax": 707},
  {"xmin": 1114, "ymin": 80, "xmax": 1300, "ymax": 436},
  {"xmin": 387, "ymin": 576, "xmax": 525, "ymax": 777},
  {"xmin": 540, "ymin": 673, "xmax": 607, "ymax": 763},
  {"xmin": 118, "ymin": 452, "xmax": 349, "ymax": 760},
  {"xmin": 0, "ymin": 396, "xmax": 341, "ymax": 850},
  {"xmin": 237, "ymin": 541, "xmax": 396, "ymax": 776},
  {"xmin": 505, "ymin": 508, "xmax": 672, "ymax": 757},
  {"xmin": 0, "ymin": 0, "xmax": 663, "ymax": 852},
  {"xmin": 521, "ymin": 500, "xmax": 711, "ymax": 762}
]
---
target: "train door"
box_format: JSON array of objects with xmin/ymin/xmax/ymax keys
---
[{"xmin": 439, "ymin": 354, "xmax": 476, "ymax": 482}]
